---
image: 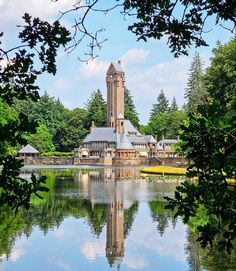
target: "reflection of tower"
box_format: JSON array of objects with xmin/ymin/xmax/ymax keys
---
[{"xmin": 106, "ymin": 183, "xmax": 124, "ymax": 268}]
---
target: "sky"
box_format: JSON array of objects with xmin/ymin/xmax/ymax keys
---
[{"xmin": 0, "ymin": 0, "xmax": 234, "ymax": 124}]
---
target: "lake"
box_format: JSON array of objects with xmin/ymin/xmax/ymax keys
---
[{"xmin": 0, "ymin": 166, "xmax": 235, "ymax": 271}]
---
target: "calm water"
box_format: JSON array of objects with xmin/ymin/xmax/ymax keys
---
[{"xmin": 0, "ymin": 166, "xmax": 235, "ymax": 271}]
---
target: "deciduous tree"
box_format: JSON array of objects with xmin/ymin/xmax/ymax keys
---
[
  {"xmin": 0, "ymin": 13, "xmax": 71, "ymax": 210},
  {"xmin": 166, "ymin": 39, "xmax": 236, "ymax": 252}
]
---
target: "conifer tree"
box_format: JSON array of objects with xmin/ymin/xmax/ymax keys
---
[
  {"xmin": 184, "ymin": 52, "xmax": 206, "ymax": 113},
  {"xmin": 150, "ymin": 89, "xmax": 169, "ymax": 119},
  {"xmin": 124, "ymin": 88, "xmax": 140, "ymax": 128},
  {"xmin": 169, "ymin": 97, "xmax": 178, "ymax": 112},
  {"xmin": 86, "ymin": 89, "xmax": 106, "ymax": 127}
]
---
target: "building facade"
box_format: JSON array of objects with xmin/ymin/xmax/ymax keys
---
[{"xmin": 74, "ymin": 61, "xmax": 158, "ymax": 165}]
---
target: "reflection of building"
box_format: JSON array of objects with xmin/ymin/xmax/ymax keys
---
[
  {"xmin": 106, "ymin": 186, "xmax": 124, "ymax": 268},
  {"xmin": 74, "ymin": 169, "xmax": 138, "ymax": 268},
  {"xmin": 74, "ymin": 61, "xmax": 157, "ymax": 166}
]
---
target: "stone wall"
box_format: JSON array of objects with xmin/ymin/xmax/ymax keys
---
[
  {"xmin": 159, "ymin": 157, "xmax": 188, "ymax": 166},
  {"xmin": 22, "ymin": 157, "xmax": 74, "ymax": 165},
  {"xmin": 74, "ymin": 157, "xmax": 100, "ymax": 165},
  {"xmin": 113, "ymin": 158, "xmax": 148, "ymax": 166}
]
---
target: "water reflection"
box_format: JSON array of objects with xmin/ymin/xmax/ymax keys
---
[{"xmin": 0, "ymin": 167, "xmax": 235, "ymax": 271}]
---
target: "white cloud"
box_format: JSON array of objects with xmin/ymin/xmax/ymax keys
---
[
  {"xmin": 129, "ymin": 220, "xmax": 188, "ymax": 262},
  {"xmin": 124, "ymin": 255, "xmax": 149, "ymax": 269},
  {"xmin": 125, "ymin": 56, "xmax": 192, "ymax": 123},
  {"xmin": 78, "ymin": 59, "xmax": 109, "ymax": 80},
  {"xmin": 80, "ymin": 240, "xmax": 105, "ymax": 261},
  {"xmin": 48, "ymin": 255, "xmax": 70, "ymax": 271},
  {"xmin": 121, "ymin": 49, "xmax": 150, "ymax": 66},
  {"xmin": 8, "ymin": 236, "xmax": 30, "ymax": 262},
  {"xmin": 0, "ymin": 0, "xmax": 76, "ymax": 23}
]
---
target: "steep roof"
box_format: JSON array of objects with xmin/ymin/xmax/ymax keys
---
[
  {"xmin": 111, "ymin": 62, "xmax": 124, "ymax": 73},
  {"xmin": 158, "ymin": 139, "xmax": 178, "ymax": 144},
  {"xmin": 18, "ymin": 144, "xmax": 39, "ymax": 154},
  {"xmin": 124, "ymin": 120, "xmax": 141, "ymax": 136},
  {"xmin": 82, "ymin": 127, "xmax": 116, "ymax": 143},
  {"xmin": 144, "ymin": 135, "xmax": 157, "ymax": 143},
  {"xmin": 117, "ymin": 134, "xmax": 135, "ymax": 150}
]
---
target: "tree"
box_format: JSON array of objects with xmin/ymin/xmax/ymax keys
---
[
  {"xmin": 166, "ymin": 110, "xmax": 187, "ymax": 138},
  {"xmin": 147, "ymin": 110, "xmax": 187, "ymax": 140},
  {"xmin": 122, "ymin": 1, "xmax": 236, "ymax": 57},
  {"xmin": 86, "ymin": 89, "xmax": 106, "ymax": 127},
  {"xmin": 185, "ymin": 52, "xmax": 206, "ymax": 113},
  {"xmin": 169, "ymin": 97, "xmax": 178, "ymax": 112},
  {"xmin": 15, "ymin": 92, "xmax": 68, "ymax": 135},
  {"xmin": 0, "ymin": 13, "xmax": 71, "ymax": 210},
  {"xmin": 54, "ymin": 0, "xmax": 236, "ymax": 59},
  {"xmin": 124, "ymin": 88, "xmax": 140, "ymax": 128},
  {"xmin": 53, "ymin": 108, "xmax": 89, "ymax": 152},
  {"xmin": 166, "ymin": 39, "xmax": 236, "ymax": 252},
  {"xmin": 150, "ymin": 89, "xmax": 169, "ymax": 119},
  {"xmin": 26, "ymin": 123, "xmax": 55, "ymax": 153}
]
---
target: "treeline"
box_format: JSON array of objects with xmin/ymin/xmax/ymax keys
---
[
  {"xmin": 0, "ymin": 52, "xmax": 206, "ymax": 154},
  {"xmin": 0, "ymin": 88, "xmax": 140, "ymax": 153}
]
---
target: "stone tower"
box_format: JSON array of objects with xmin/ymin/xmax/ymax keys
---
[{"xmin": 106, "ymin": 61, "xmax": 125, "ymax": 128}]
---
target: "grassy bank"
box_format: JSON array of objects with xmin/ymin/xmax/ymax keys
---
[{"xmin": 140, "ymin": 165, "xmax": 186, "ymax": 176}]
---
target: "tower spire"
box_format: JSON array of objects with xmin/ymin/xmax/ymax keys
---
[{"xmin": 106, "ymin": 61, "xmax": 125, "ymax": 128}]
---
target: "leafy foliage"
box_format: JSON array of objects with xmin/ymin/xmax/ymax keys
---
[
  {"xmin": 123, "ymin": 0, "xmax": 236, "ymax": 56},
  {"xmin": 146, "ymin": 110, "xmax": 187, "ymax": 140},
  {"xmin": 0, "ymin": 13, "xmax": 71, "ymax": 211},
  {"xmin": 165, "ymin": 39, "xmax": 236, "ymax": 252},
  {"xmin": 15, "ymin": 92, "xmax": 69, "ymax": 135},
  {"xmin": 53, "ymin": 108, "xmax": 89, "ymax": 152},
  {"xmin": 26, "ymin": 122, "xmax": 55, "ymax": 153}
]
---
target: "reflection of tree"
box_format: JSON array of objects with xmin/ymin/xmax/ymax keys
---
[
  {"xmin": 0, "ymin": 169, "xmax": 139, "ymax": 260},
  {"xmin": 186, "ymin": 231, "xmax": 236, "ymax": 271},
  {"xmin": 148, "ymin": 200, "xmax": 176, "ymax": 236},
  {"xmin": 124, "ymin": 201, "xmax": 139, "ymax": 238},
  {"xmin": 0, "ymin": 206, "xmax": 26, "ymax": 258}
]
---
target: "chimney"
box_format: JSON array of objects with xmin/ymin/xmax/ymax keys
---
[
  {"xmin": 90, "ymin": 121, "xmax": 96, "ymax": 133},
  {"xmin": 118, "ymin": 60, "xmax": 121, "ymax": 65}
]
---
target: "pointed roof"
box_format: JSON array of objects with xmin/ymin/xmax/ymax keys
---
[
  {"xmin": 18, "ymin": 144, "xmax": 39, "ymax": 154},
  {"xmin": 117, "ymin": 112, "xmax": 124, "ymax": 119},
  {"xmin": 117, "ymin": 134, "xmax": 135, "ymax": 150},
  {"xmin": 112, "ymin": 62, "xmax": 124, "ymax": 73},
  {"xmin": 107, "ymin": 61, "xmax": 124, "ymax": 74}
]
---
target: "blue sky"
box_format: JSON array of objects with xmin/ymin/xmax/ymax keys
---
[{"xmin": 0, "ymin": 0, "xmax": 234, "ymax": 123}]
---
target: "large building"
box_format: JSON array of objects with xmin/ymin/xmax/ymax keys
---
[{"xmin": 74, "ymin": 61, "xmax": 158, "ymax": 166}]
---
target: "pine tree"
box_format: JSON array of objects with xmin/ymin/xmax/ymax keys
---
[
  {"xmin": 150, "ymin": 89, "xmax": 169, "ymax": 119},
  {"xmin": 86, "ymin": 89, "xmax": 106, "ymax": 127},
  {"xmin": 124, "ymin": 88, "xmax": 140, "ymax": 128},
  {"xmin": 184, "ymin": 52, "xmax": 206, "ymax": 113},
  {"xmin": 169, "ymin": 97, "xmax": 178, "ymax": 112}
]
